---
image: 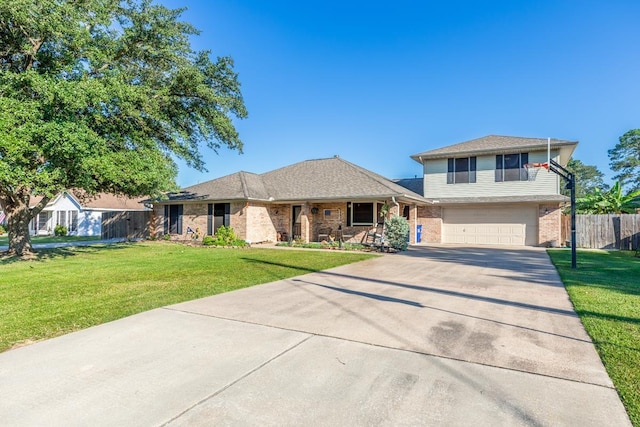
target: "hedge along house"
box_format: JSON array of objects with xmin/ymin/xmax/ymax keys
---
[
  {"xmin": 152, "ymin": 156, "xmax": 430, "ymax": 244},
  {"xmin": 408, "ymin": 135, "xmax": 578, "ymax": 246}
]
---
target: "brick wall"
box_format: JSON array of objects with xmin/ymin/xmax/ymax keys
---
[
  {"xmin": 151, "ymin": 205, "xmax": 164, "ymax": 238},
  {"xmin": 228, "ymin": 202, "xmax": 245, "ymax": 240},
  {"xmin": 538, "ymin": 204, "xmax": 561, "ymax": 247},
  {"xmin": 245, "ymin": 203, "xmax": 277, "ymax": 243},
  {"xmin": 417, "ymin": 205, "xmax": 442, "ymax": 243},
  {"xmin": 269, "ymin": 204, "xmax": 291, "ymax": 241}
]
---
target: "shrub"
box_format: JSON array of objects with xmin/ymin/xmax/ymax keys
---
[
  {"xmin": 384, "ymin": 215, "xmax": 409, "ymax": 251},
  {"xmin": 54, "ymin": 225, "xmax": 68, "ymax": 236},
  {"xmin": 203, "ymin": 226, "xmax": 247, "ymax": 247},
  {"xmin": 0, "ymin": 224, "xmax": 5, "ymax": 235}
]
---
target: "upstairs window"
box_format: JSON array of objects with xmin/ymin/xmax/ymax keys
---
[
  {"xmin": 495, "ymin": 153, "xmax": 529, "ymax": 182},
  {"xmin": 447, "ymin": 157, "xmax": 476, "ymax": 184}
]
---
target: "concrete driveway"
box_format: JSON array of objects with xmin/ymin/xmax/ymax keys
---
[{"xmin": 0, "ymin": 245, "xmax": 631, "ymax": 426}]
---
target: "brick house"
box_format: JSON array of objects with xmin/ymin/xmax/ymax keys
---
[
  {"xmin": 408, "ymin": 135, "xmax": 577, "ymax": 246},
  {"xmin": 153, "ymin": 135, "xmax": 577, "ymax": 247},
  {"xmin": 152, "ymin": 156, "xmax": 430, "ymax": 244}
]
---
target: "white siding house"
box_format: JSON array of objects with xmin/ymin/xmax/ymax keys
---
[{"xmin": 29, "ymin": 191, "xmax": 149, "ymax": 237}]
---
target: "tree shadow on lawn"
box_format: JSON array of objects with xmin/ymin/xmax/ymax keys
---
[{"xmin": 0, "ymin": 243, "xmax": 132, "ymax": 265}]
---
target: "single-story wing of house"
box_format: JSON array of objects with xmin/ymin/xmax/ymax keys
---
[
  {"xmin": 152, "ymin": 156, "xmax": 430, "ymax": 244},
  {"xmin": 153, "ymin": 135, "xmax": 578, "ymax": 247},
  {"xmin": 29, "ymin": 191, "xmax": 150, "ymax": 237}
]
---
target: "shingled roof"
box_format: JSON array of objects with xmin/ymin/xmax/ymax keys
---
[
  {"xmin": 411, "ymin": 135, "xmax": 578, "ymax": 161},
  {"xmin": 164, "ymin": 156, "xmax": 428, "ymax": 204}
]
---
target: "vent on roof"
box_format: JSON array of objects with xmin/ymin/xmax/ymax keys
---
[{"xmin": 334, "ymin": 155, "xmax": 339, "ymax": 158}]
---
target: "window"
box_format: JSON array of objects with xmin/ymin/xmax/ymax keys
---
[
  {"xmin": 37, "ymin": 212, "xmax": 49, "ymax": 232},
  {"xmin": 346, "ymin": 202, "xmax": 381, "ymax": 226},
  {"xmin": 57, "ymin": 211, "xmax": 67, "ymax": 227},
  {"xmin": 69, "ymin": 211, "xmax": 78, "ymax": 232},
  {"xmin": 495, "ymin": 153, "xmax": 529, "ymax": 182},
  {"xmin": 447, "ymin": 157, "xmax": 476, "ymax": 184},
  {"xmin": 164, "ymin": 204, "xmax": 183, "ymax": 234},
  {"xmin": 207, "ymin": 203, "xmax": 230, "ymax": 235}
]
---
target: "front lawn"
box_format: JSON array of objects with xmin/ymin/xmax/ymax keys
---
[
  {"xmin": 548, "ymin": 249, "xmax": 640, "ymax": 426},
  {"xmin": 0, "ymin": 242, "xmax": 375, "ymax": 353},
  {"xmin": 0, "ymin": 235, "xmax": 100, "ymax": 246}
]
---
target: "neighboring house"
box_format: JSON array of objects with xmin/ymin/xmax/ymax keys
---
[
  {"xmin": 29, "ymin": 191, "xmax": 150, "ymax": 237},
  {"xmin": 408, "ymin": 135, "xmax": 577, "ymax": 246},
  {"xmin": 152, "ymin": 156, "xmax": 430, "ymax": 244}
]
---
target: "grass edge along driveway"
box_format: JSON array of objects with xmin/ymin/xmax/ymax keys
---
[
  {"xmin": 548, "ymin": 249, "xmax": 640, "ymax": 427},
  {"xmin": 0, "ymin": 242, "xmax": 375, "ymax": 353}
]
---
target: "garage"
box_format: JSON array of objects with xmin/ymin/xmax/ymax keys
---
[{"xmin": 442, "ymin": 206, "xmax": 538, "ymax": 246}]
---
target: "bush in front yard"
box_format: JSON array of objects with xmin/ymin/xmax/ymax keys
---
[
  {"xmin": 384, "ymin": 215, "xmax": 410, "ymax": 251},
  {"xmin": 54, "ymin": 225, "xmax": 68, "ymax": 236},
  {"xmin": 202, "ymin": 226, "xmax": 247, "ymax": 247}
]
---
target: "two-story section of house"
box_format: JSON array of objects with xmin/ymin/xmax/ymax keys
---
[{"xmin": 409, "ymin": 135, "xmax": 577, "ymax": 246}]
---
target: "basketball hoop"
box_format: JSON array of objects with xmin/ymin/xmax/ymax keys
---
[{"xmin": 524, "ymin": 162, "xmax": 549, "ymax": 181}]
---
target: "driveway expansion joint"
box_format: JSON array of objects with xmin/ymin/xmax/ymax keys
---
[{"xmin": 159, "ymin": 333, "xmax": 315, "ymax": 427}]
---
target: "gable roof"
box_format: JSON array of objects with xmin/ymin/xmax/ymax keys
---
[
  {"xmin": 411, "ymin": 135, "xmax": 578, "ymax": 162},
  {"xmin": 163, "ymin": 156, "xmax": 428, "ymax": 204}
]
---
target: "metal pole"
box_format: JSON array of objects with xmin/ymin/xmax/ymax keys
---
[{"xmin": 570, "ymin": 171, "xmax": 577, "ymax": 269}]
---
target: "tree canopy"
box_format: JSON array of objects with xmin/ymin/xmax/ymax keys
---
[
  {"xmin": 562, "ymin": 158, "xmax": 609, "ymax": 199},
  {"xmin": 0, "ymin": 0, "xmax": 247, "ymax": 255},
  {"xmin": 608, "ymin": 129, "xmax": 640, "ymax": 192}
]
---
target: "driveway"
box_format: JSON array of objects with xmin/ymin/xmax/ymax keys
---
[{"xmin": 0, "ymin": 245, "xmax": 631, "ymax": 426}]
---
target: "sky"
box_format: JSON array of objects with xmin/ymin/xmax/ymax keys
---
[{"xmin": 160, "ymin": 0, "xmax": 640, "ymax": 188}]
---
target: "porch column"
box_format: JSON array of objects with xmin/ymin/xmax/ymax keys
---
[{"xmin": 410, "ymin": 204, "xmax": 418, "ymax": 244}]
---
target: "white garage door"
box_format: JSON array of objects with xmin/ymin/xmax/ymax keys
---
[{"xmin": 443, "ymin": 206, "xmax": 538, "ymax": 246}]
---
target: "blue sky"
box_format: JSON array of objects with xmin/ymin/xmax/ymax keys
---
[{"xmin": 161, "ymin": 0, "xmax": 640, "ymax": 187}]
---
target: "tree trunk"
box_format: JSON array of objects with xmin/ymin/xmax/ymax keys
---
[{"xmin": 5, "ymin": 198, "xmax": 34, "ymax": 257}]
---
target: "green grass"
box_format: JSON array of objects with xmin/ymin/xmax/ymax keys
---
[
  {"xmin": 548, "ymin": 249, "xmax": 640, "ymax": 426},
  {"xmin": 0, "ymin": 235, "xmax": 100, "ymax": 245},
  {"xmin": 0, "ymin": 242, "xmax": 375, "ymax": 353}
]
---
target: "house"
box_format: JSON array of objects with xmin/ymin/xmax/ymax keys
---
[
  {"xmin": 29, "ymin": 191, "xmax": 150, "ymax": 237},
  {"xmin": 151, "ymin": 156, "xmax": 430, "ymax": 244},
  {"xmin": 408, "ymin": 135, "xmax": 577, "ymax": 246},
  {"xmin": 153, "ymin": 135, "xmax": 577, "ymax": 247}
]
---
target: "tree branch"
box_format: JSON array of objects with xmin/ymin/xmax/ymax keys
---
[{"xmin": 29, "ymin": 195, "xmax": 51, "ymax": 220}]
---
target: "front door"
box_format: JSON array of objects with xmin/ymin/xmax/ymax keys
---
[{"xmin": 292, "ymin": 205, "xmax": 302, "ymax": 240}]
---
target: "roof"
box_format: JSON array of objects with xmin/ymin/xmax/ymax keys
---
[
  {"xmin": 167, "ymin": 171, "xmax": 269, "ymax": 202},
  {"xmin": 411, "ymin": 135, "xmax": 578, "ymax": 161},
  {"xmin": 31, "ymin": 191, "xmax": 149, "ymax": 211},
  {"xmin": 393, "ymin": 178, "xmax": 424, "ymax": 196},
  {"xmin": 162, "ymin": 156, "xmax": 429, "ymax": 204}
]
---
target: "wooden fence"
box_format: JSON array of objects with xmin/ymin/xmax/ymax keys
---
[
  {"xmin": 561, "ymin": 214, "xmax": 640, "ymax": 250},
  {"xmin": 101, "ymin": 211, "xmax": 152, "ymax": 240}
]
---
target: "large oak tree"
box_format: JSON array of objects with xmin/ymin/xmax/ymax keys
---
[{"xmin": 0, "ymin": 0, "xmax": 247, "ymax": 256}]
